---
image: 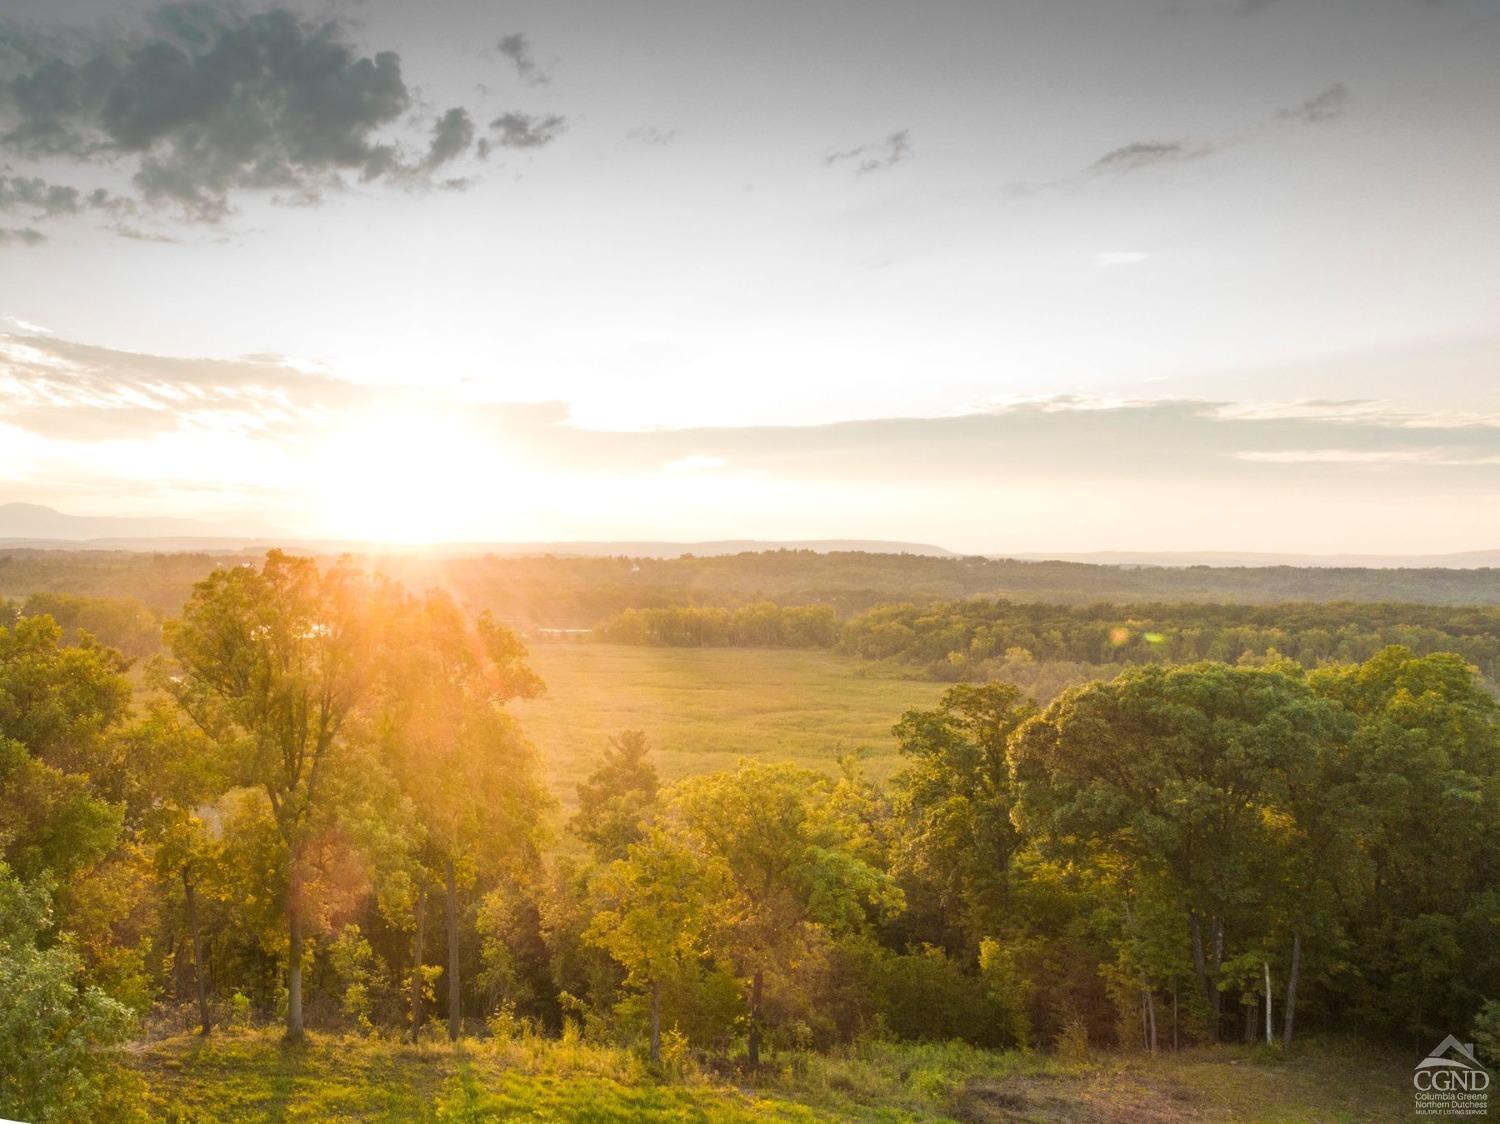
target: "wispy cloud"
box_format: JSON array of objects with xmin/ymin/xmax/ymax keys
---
[
  {"xmin": 1012, "ymin": 81, "xmax": 1353, "ymax": 197},
  {"xmin": 0, "ymin": 331, "xmax": 357, "ymax": 441},
  {"xmin": 1090, "ymin": 140, "xmax": 1215, "ymax": 174},
  {"xmin": 8, "ymin": 331, "xmax": 1500, "ymax": 533},
  {"xmin": 481, "ymin": 112, "xmax": 568, "ymax": 154},
  {"xmin": 1276, "ymin": 83, "xmax": 1351, "ymax": 125},
  {"xmin": 496, "ymin": 33, "xmax": 550, "ymax": 86},
  {"xmin": 628, "ymin": 126, "xmax": 679, "ymax": 147},
  {"xmin": 1237, "ymin": 448, "xmax": 1500, "ymax": 466},
  {"xmin": 0, "ymin": 226, "xmax": 44, "ymax": 247},
  {"xmin": 825, "ymin": 130, "xmax": 912, "ymax": 174}
]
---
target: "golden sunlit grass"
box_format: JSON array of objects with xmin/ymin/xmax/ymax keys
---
[
  {"xmin": 127, "ymin": 1030, "xmax": 1419, "ymax": 1123},
  {"xmin": 514, "ymin": 644, "xmax": 948, "ymax": 810}
]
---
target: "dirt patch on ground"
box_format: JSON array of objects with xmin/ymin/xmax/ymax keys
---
[{"xmin": 951, "ymin": 1069, "xmax": 1206, "ymax": 1123}]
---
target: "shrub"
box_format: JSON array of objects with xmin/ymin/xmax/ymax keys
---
[{"xmin": 0, "ymin": 866, "xmax": 141, "ymax": 1123}]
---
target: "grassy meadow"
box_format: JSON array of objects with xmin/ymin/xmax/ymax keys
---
[
  {"xmin": 514, "ymin": 643, "xmax": 947, "ymax": 808},
  {"xmin": 128, "ymin": 1030, "xmax": 1426, "ymax": 1123}
]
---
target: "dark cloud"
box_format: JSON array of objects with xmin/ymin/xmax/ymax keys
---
[
  {"xmin": 0, "ymin": 174, "xmax": 129, "ymax": 218},
  {"xmin": 480, "ymin": 111, "xmax": 566, "ymax": 155},
  {"xmin": 0, "ymin": 174, "xmax": 81, "ymax": 215},
  {"xmin": 0, "ymin": 5, "xmax": 481, "ymax": 223},
  {"xmin": 496, "ymin": 32, "xmax": 549, "ymax": 85},
  {"xmin": 825, "ymin": 130, "xmax": 911, "ymax": 174},
  {"xmin": 1277, "ymin": 83, "xmax": 1350, "ymax": 124},
  {"xmin": 1090, "ymin": 139, "xmax": 1213, "ymax": 174},
  {"xmin": 423, "ymin": 107, "xmax": 474, "ymax": 169},
  {"xmin": 0, "ymin": 225, "xmax": 44, "ymax": 246}
]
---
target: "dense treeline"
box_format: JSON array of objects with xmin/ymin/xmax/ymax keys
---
[
  {"xmin": 598, "ymin": 603, "xmax": 838, "ymax": 648},
  {"xmin": 4, "ymin": 550, "xmax": 1500, "ymax": 1121},
  {"xmin": 842, "ymin": 598, "xmax": 1500, "ymax": 683},
  {"xmin": 6, "ymin": 547, "xmax": 1500, "ymax": 633},
  {"xmin": 8, "ymin": 591, "xmax": 162, "ymax": 658}
]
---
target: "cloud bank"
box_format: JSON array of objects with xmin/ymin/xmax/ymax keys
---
[{"xmin": 0, "ymin": 4, "xmax": 567, "ymax": 236}]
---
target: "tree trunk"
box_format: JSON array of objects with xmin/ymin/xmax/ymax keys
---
[
  {"xmin": 287, "ymin": 887, "xmax": 304, "ymax": 1040},
  {"xmin": 1172, "ymin": 979, "xmax": 1179, "ymax": 1051},
  {"xmin": 650, "ymin": 978, "xmax": 662, "ymax": 1065},
  {"xmin": 410, "ymin": 882, "xmax": 426, "ymax": 1039},
  {"xmin": 1210, "ymin": 919, "xmax": 1224, "ymax": 1035},
  {"xmin": 1282, "ymin": 932, "xmax": 1301, "ymax": 1049},
  {"xmin": 1263, "ymin": 961, "xmax": 1273, "ymax": 1045},
  {"xmin": 184, "ymin": 870, "xmax": 211, "ymax": 1036},
  {"xmin": 747, "ymin": 968, "xmax": 764, "ymax": 1068},
  {"xmin": 1189, "ymin": 914, "xmax": 1217, "ymax": 1041},
  {"xmin": 445, "ymin": 857, "xmax": 460, "ymax": 1042},
  {"xmin": 1243, "ymin": 998, "xmax": 1258, "ymax": 1043},
  {"xmin": 1145, "ymin": 989, "xmax": 1158, "ymax": 1053}
]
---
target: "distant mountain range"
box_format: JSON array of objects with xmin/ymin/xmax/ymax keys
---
[
  {"xmin": 0, "ymin": 504, "xmax": 955, "ymax": 558},
  {"xmin": 6, "ymin": 504, "xmax": 1498, "ymax": 568},
  {"xmin": 0, "ymin": 502, "xmax": 278, "ymax": 542}
]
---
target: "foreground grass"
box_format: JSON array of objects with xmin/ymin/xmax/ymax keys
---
[
  {"xmin": 128, "ymin": 1031, "xmax": 1433, "ymax": 1122},
  {"xmin": 131, "ymin": 1030, "xmax": 824, "ymax": 1122},
  {"xmin": 515, "ymin": 644, "xmax": 947, "ymax": 807}
]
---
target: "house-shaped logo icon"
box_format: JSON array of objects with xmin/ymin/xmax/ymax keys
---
[
  {"xmin": 1413, "ymin": 1033, "xmax": 1491, "ymax": 1109},
  {"xmin": 1416, "ymin": 1036, "xmax": 1485, "ymax": 1072}
]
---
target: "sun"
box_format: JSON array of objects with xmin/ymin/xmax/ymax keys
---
[{"xmin": 310, "ymin": 406, "xmax": 504, "ymax": 543}]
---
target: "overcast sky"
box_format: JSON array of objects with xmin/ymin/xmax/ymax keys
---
[{"xmin": 1, "ymin": 0, "xmax": 1497, "ymax": 552}]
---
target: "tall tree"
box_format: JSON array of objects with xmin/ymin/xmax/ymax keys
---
[
  {"xmin": 585, "ymin": 828, "xmax": 725, "ymax": 1063},
  {"xmin": 126, "ymin": 702, "xmax": 228, "ymax": 1036},
  {"xmin": 571, "ymin": 730, "xmax": 659, "ymax": 862},
  {"xmin": 377, "ymin": 590, "xmax": 548, "ymax": 1040},
  {"xmin": 166, "ymin": 550, "xmax": 384, "ymax": 1039},
  {"xmin": 890, "ymin": 683, "xmax": 1035, "ymax": 950},
  {"xmin": 668, "ymin": 760, "xmax": 902, "ymax": 1066},
  {"xmin": 1009, "ymin": 662, "xmax": 1344, "ymax": 1041},
  {"xmin": 0, "ymin": 613, "xmax": 139, "ymax": 1118},
  {"xmin": 1310, "ymin": 646, "xmax": 1500, "ymax": 1038}
]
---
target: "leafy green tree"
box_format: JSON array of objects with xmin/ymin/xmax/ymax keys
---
[
  {"xmin": 0, "ymin": 614, "xmax": 145, "ymax": 998},
  {"xmin": 585, "ymin": 828, "xmax": 726, "ymax": 1062},
  {"xmin": 1310, "ymin": 646, "xmax": 1500, "ymax": 1038},
  {"xmin": 667, "ymin": 760, "xmax": 902, "ymax": 1065},
  {"xmin": 376, "ymin": 590, "xmax": 548, "ymax": 1040},
  {"xmin": 122, "ymin": 699, "xmax": 229, "ymax": 1035},
  {"xmin": 21, "ymin": 592, "xmax": 162, "ymax": 660},
  {"xmin": 571, "ymin": 730, "xmax": 659, "ymax": 861},
  {"xmin": 165, "ymin": 550, "xmax": 387, "ymax": 1038},
  {"xmin": 891, "ymin": 683, "xmax": 1035, "ymax": 950},
  {"xmin": 0, "ymin": 861, "xmax": 139, "ymax": 1123},
  {"xmin": 1010, "ymin": 662, "xmax": 1345, "ymax": 1041}
]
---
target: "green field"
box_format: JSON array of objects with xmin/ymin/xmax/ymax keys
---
[
  {"xmin": 128, "ymin": 1030, "xmax": 1429, "ymax": 1122},
  {"xmin": 514, "ymin": 644, "xmax": 948, "ymax": 808}
]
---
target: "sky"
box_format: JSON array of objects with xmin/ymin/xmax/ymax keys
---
[{"xmin": 0, "ymin": 0, "xmax": 1498, "ymax": 553}]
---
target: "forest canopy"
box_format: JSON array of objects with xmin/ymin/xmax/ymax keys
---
[{"xmin": 3, "ymin": 549, "xmax": 1500, "ymax": 1121}]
